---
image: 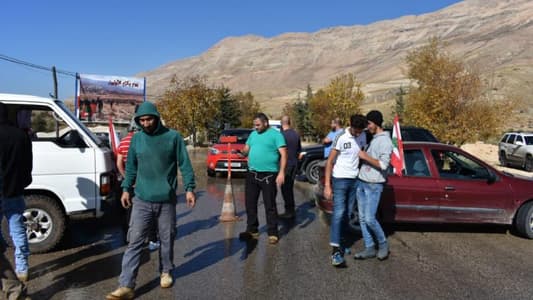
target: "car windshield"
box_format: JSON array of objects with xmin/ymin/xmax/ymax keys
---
[
  {"xmin": 218, "ymin": 130, "xmax": 251, "ymax": 144},
  {"xmin": 524, "ymin": 136, "xmax": 533, "ymax": 145}
]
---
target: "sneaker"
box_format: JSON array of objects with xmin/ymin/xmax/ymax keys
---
[
  {"xmin": 331, "ymin": 251, "xmax": 345, "ymax": 266},
  {"xmin": 160, "ymin": 272, "xmax": 173, "ymax": 288},
  {"xmin": 148, "ymin": 241, "xmax": 160, "ymax": 251},
  {"xmin": 268, "ymin": 235, "xmax": 279, "ymax": 244},
  {"xmin": 239, "ymin": 231, "xmax": 259, "ymax": 241},
  {"xmin": 106, "ymin": 287, "xmax": 134, "ymax": 300},
  {"xmin": 354, "ymin": 247, "xmax": 377, "ymax": 260},
  {"xmin": 16, "ymin": 271, "xmax": 28, "ymax": 282},
  {"xmin": 377, "ymin": 242, "xmax": 389, "ymax": 260},
  {"xmin": 278, "ymin": 211, "xmax": 296, "ymax": 219}
]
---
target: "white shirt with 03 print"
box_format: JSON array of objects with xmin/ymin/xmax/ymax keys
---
[{"xmin": 332, "ymin": 129, "xmax": 361, "ymax": 179}]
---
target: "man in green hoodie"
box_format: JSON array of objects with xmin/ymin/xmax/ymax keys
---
[{"xmin": 107, "ymin": 102, "xmax": 196, "ymax": 300}]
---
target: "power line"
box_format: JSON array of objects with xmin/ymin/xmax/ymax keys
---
[{"xmin": 0, "ymin": 54, "xmax": 77, "ymax": 77}]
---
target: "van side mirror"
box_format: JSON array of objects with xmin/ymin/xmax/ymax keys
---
[
  {"xmin": 57, "ymin": 129, "xmax": 87, "ymax": 148},
  {"xmin": 515, "ymin": 141, "xmax": 524, "ymax": 146}
]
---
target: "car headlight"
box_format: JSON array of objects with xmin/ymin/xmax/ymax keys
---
[{"xmin": 209, "ymin": 147, "xmax": 219, "ymax": 155}]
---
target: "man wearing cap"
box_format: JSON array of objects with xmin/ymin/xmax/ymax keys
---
[
  {"xmin": 107, "ymin": 101, "xmax": 196, "ymax": 300},
  {"xmin": 354, "ymin": 110, "xmax": 393, "ymax": 261}
]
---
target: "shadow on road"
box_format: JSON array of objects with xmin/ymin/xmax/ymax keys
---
[{"xmin": 31, "ymin": 242, "xmax": 150, "ymax": 299}]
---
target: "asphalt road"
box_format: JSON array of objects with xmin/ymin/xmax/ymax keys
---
[{"xmin": 10, "ymin": 148, "xmax": 533, "ymax": 299}]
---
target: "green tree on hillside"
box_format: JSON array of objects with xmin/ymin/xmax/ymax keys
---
[
  {"xmin": 392, "ymin": 86, "xmax": 407, "ymax": 120},
  {"xmin": 404, "ymin": 37, "xmax": 511, "ymax": 145},
  {"xmin": 235, "ymin": 91, "xmax": 261, "ymax": 128},
  {"xmin": 309, "ymin": 73, "xmax": 364, "ymax": 137},
  {"xmin": 157, "ymin": 75, "xmax": 218, "ymax": 146},
  {"xmin": 208, "ymin": 86, "xmax": 241, "ymax": 140}
]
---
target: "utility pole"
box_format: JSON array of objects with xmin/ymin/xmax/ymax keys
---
[{"xmin": 52, "ymin": 66, "xmax": 58, "ymax": 99}]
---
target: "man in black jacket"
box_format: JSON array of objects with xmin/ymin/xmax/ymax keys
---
[{"xmin": 0, "ymin": 102, "xmax": 32, "ymax": 299}]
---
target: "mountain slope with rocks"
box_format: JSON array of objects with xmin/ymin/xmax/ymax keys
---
[{"xmin": 140, "ymin": 0, "xmax": 533, "ymax": 128}]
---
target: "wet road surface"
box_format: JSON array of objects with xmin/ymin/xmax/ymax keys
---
[{"xmin": 11, "ymin": 149, "xmax": 533, "ymax": 299}]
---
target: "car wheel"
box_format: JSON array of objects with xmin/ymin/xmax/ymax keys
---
[
  {"xmin": 1, "ymin": 194, "xmax": 66, "ymax": 253},
  {"xmin": 524, "ymin": 155, "xmax": 533, "ymax": 172},
  {"xmin": 499, "ymin": 151, "xmax": 508, "ymax": 167},
  {"xmin": 305, "ymin": 160, "xmax": 321, "ymax": 184},
  {"xmin": 207, "ymin": 168, "xmax": 216, "ymax": 177},
  {"xmin": 515, "ymin": 201, "xmax": 533, "ymax": 239}
]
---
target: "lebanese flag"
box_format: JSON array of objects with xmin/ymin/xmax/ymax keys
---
[
  {"xmin": 108, "ymin": 117, "xmax": 120, "ymax": 156},
  {"xmin": 391, "ymin": 115, "xmax": 404, "ymax": 176}
]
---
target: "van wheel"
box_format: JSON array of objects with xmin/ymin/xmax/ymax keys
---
[
  {"xmin": 305, "ymin": 160, "xmax": 321, "ymax": 184},
  {"xmin": 499, "ymin": 151, "xmax": 508, "ymax": 167},
  {"xmin": 524, "ymin": 156, "xmax": 533, "ymax": 172},
  {"xmin": 1, "ymin": 195, "xmax": 66, "ymax": 253},
  {"xmin": 207, "ymin": 168, "xmax": 216, "ymax": 177},
  {"xmin": 515, "ymin": 202, "xmax": 533, "ymax": 239}
]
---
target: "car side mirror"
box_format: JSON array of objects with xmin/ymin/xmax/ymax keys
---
[{"xmin": 515, "ymin": 141, "xmax": 524, "ymax": 146}]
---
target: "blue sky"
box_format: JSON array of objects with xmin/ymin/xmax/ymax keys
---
[{"xmin": 1, "ymin": 0, "xmax": 462, "ymax": 100}]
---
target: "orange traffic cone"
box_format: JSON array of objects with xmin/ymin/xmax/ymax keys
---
[{"xmin": 219, "ymin": 178, "xmax": 239, "ymax": 222}]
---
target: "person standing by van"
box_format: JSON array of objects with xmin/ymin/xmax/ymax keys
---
[
  {"xmin": 0, "ymin": 102, "xmax": 32, "ymax": 298},
  {"xmin": 116, "ymin": 124, "xmax": 160, "ymax": 251},
  {"xmin": 107, "ymin": 102, "xmax": 196, "ymax": 300}
]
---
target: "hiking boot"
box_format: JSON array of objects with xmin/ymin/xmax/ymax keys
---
[
  {"xmin": 106, "ymin": 287, "xmax": 134, "ymax": 300},
  {"xmin": 377, "ymin": 242, "xmax": 389, "ymax": 260},
  {"xmin": 239, "ymin": 231, "xmax": 259, "ymax": 241},
  {"xmin": 16, "ymin": 271, "xmax": 28, "ymax": 282},
  {"xmin": 268, "ymin": 235, "xmax": 279, "ymax": 244},
  {"xmin": 160, "ymin": 272, "xmax": 173, "ymax": 288},
  {"xmin": 354, "ymin": 247, "xmax": 377, "ymax": 260},
  {"xmin": 331, "ymin": 251, "xmax": 345, "ymax": 267},
  {"xmin": 278, "ymin": 211, "xmax": 296, "ymax": 219}
]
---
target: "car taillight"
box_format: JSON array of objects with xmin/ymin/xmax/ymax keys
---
[{"xmin": 100, "ymin": 173, "xmax": 111, "ymax": 196}]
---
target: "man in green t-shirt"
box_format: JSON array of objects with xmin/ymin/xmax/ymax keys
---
[{"xmin": 239, "ymin": 113, "xmax": 287, "ymax": 244}]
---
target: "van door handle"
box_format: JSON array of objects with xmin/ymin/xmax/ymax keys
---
[{"xmin": 444, "ymin": 186, "xmax": 455, "ymax": 191}]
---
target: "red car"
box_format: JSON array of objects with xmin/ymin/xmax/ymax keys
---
[
  {"xmin": 314, "ymin": 142, "xmax": 533, "ymax": 238},
  {"xmin": 206, "ymin": 128, "xmax": 252, "ymax": 177}
]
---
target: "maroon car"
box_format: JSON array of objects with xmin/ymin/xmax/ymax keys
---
[{"xmin": 314, "ymin": 142, "xmax": 533, "ymax": 238}]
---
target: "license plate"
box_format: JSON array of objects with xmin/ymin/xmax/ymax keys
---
[{"xmin": 224, "ymin": 162, "xmax": 241, "ymax": 167}]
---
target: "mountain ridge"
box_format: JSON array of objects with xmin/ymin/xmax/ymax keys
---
[{"xmin": 139, "ymin": 0, "xmax": 533, "ymax": 127}]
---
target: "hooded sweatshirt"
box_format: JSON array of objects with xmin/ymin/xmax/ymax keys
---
[
  {"xmin": 0, "ymin": 102, "xmax": 33, "ymax": 197},
  {"xmin": 121, "ymin": 102, "xmax": 195, "ymax": 202}
]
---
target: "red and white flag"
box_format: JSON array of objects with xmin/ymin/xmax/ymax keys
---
[
  {"xmin": 391, "ymin": 115, "xmax": 404, "ymax": 176},
  {"xmin": 108, "ymin": 117, "xmax": 120, "ymax": 156}
]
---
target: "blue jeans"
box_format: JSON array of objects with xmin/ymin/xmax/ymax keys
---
[
  {"xmin": 119, "ymin": 197, "xmax": 176, "ymax": 288},
  {"xmin": 0, "ymin": 195, "xmax": 30, "ymax": 274},
  {"xmin": 329, "ymin": 177, "xmax": 357, "ymax": 247},
  {"xmin": 356, "ymin": 180, "xmax": 387, "ymax": 248}
]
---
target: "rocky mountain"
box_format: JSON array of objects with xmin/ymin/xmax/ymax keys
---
[{"xmin": 139, "ymin": 0, "xmax": 533, "ymax": 127}]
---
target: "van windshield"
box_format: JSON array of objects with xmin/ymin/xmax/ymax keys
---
[{"xmin": 56, "ymin": 101, "xmax": 104, "ymax": 147}]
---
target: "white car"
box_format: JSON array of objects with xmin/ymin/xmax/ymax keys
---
[
  {"xmin": 0, "ymin": 93, "xmax": 118, "ymax": 253},
  {"xmin": 498, "ymin": 132, "xmax": 533, "ymax": 172}
]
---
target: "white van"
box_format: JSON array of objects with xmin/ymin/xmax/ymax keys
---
[{"xmin": 0, "ymin": 94, "xmax": 117, "ymax": 253}]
